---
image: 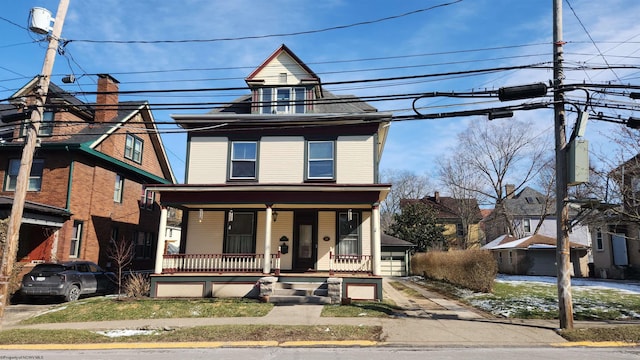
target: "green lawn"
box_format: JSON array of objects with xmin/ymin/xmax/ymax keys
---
[{"xmin": 20, "ymin": 297, "xmax": 273, "ymax": 325}]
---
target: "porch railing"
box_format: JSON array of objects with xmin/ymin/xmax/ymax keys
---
[
  {"xmin": 162, "ymin": 253, "xmax": 281, "ymax": 274},
  {"xmin": 329, "ymin": 250, "xmax": 372, "ymax": 275}
]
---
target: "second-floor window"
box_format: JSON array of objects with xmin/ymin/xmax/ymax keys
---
[
  {"xmin": 114, "ymin": 174, "xmax": 124, "ymax": 203},
  {"xmin": 523, "ymin": 218, "xmax": 531, "ymax": 233},
  {"xmin": 307, "ymin": 140, "xmax": 334, "ymax": 180},
  {"xmin": 260, "ymin": 87, "xmax": 306, "ymax": 114},
  {"xmin": 140, "ymin": 188, "xmax": 155, "ymax": 210},
  {"xmin": 124, "ymin": 133, "xmax": 143, "ymax": 163},
  {"xmin": 230, "ymin": 141, "xmax": 257, "ymax": 180},
  {"xmin": 4, "ymin": 158, "xmax": 44, "ymax": 191}
]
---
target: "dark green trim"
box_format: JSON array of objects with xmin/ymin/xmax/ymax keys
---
[{"xmin": 78, "ymin": 144, "xmax": 171, "ymax": 184}]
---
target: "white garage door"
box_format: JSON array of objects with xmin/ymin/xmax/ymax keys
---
[{"xmin": 380, "ymin": 251, "xmax": 407, "ymax": 276}]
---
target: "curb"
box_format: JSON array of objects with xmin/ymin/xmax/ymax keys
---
[
  {"xmin": 0, "ymin": 340, "xmax": 379, "ymax": 350},
  {"xmin": 551, "ymin": 341, "xmax": 639, "ymax": 348}
]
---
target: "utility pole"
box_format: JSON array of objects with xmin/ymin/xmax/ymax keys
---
[
  {"xmin": 0, "ymin": 0, "xmax": 69, "ymax": 318},
  {"xmin": 553, "ymin": 0, "xmax": 574, "ymax": 330}
]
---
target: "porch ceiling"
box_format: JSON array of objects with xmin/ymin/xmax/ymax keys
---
[{"xmin": 147, "ymin": 184, "xmax": 390, "ymax": 208}]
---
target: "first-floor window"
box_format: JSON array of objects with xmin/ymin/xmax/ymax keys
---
[
  {"xmin": 69, "ymin": 221, "xmax": 83, "ymax": 258},
  {"xmin": 596, "ymin": 228, "xmax": 604, "ymax": 251},
  {"xmin": 224, "ymin": 212, "xmax": 255, "ymax": 253},
  {"xmin": 337, "ymin": 211, "xmax": 360, "ymax": 255},
  {"xmin": 456, "ymin": 223, "xmax": 464, "ymax": 237},
  {"xmin": 135, "ymin": 232, "xmax": 155, "ymax": 259}
]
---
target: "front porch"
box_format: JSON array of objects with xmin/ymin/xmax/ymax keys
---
[
  {"xmin": 160, "ymin": 252, "xmax": 373, "ymax": 276},
  {"xmin": 150, "ymin": 271, "xmax": 382, "ymax": 303}
]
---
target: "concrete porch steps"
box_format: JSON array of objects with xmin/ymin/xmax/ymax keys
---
[{"xmin": 268, "ymin": 281, "xmax": 331, "ymax": 305}]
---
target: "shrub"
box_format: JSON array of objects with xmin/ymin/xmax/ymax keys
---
[
  {"xmin": 411, "ymin": 250, "xmax": 497, "ymax": 293},
  {"xmin": 123, "ymin": 273, "xmax": 150, "ymax": 298}
]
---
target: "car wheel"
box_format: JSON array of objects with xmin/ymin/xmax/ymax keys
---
[{"xmin": 65, "ymin": 285, "xmax": 80, "ymax": 302}]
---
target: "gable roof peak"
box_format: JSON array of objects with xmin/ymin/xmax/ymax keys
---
[{"xmin": 245, "ymin": 44, "xmax": 320, "ymax": 84}]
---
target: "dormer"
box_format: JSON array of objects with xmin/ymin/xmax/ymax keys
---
[{"xmin": 245, "ymin": 44, "xmax": 321, "ymax": 115}]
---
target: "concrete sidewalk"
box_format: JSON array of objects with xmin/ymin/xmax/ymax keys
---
[{"xmin": 0, "ymin": 277, "xmax": 569, "ymax": 347}]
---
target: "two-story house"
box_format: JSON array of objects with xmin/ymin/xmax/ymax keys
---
[
  {"xmin": 146, "ymin": 45, "xmax": 392, "ymax": 303},
  {"xmin": 591, "ymin": 155, "xmax": 640, "ymax": 279},
  {"xmin": 0, "ymin": 74, "xmax": 175, "ymax": 272},
  {"xmin": 402, "ymin": 192, "xmax": 484, "ymax": 249}
]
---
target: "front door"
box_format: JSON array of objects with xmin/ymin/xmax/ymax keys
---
[{"xmin": 293, "ymin": 211, "xmax": 317, "ymax": 271}]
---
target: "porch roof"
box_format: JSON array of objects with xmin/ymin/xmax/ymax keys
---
[{"xmin": 145, "ymin": 183, "xmax": 391, "ymax": 208}]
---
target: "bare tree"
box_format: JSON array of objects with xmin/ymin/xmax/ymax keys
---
[
  {"xmin": 438, "ymin": 158, "xmax": 485, "ymax": 248},
  {"xmin": 439, "ymin": 119, "xmax": 550, "ymax": 237},
  {"xmin": 107, "ymin": 235, "xmax": 134, "ymax": 298},
  {"xmin": 380, "ymin": 169, "xmax": 434, "ymax": 233}
]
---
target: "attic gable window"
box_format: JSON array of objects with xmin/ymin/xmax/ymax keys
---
[
  {"xmin": 259, "ymin": 87, "xmax": 307, "ymax": 114},
  {"xmin": 20, "ymin": 110, "xmax": 54, "ymax": 137},
  {"xmin": 125, "ymin": 133, "xmax": 143, "ymax": 163}
]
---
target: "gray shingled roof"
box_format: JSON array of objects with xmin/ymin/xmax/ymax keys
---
[
  {"xmin": 207, "ymin": 88, "xmax": 376, "ymax": 115},
  {"xmin": 503, "ymin": 187, "xmax": 554, "ymax": 216}
]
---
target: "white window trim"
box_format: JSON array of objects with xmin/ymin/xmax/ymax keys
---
[
  {"xmin": 114, "ymin": 174, "xmax": 124, "ymax": 203},
  {"xmin": 229, "ymin": 141, "xmax": 258, "ymax": 180},
  {"xmin": 307, "ymin": 140, "xmax": 335, "ymax": 180},
  {"xmin": 260, "ymin": 87, "xmax": 306, "ymax": 114},
  {"xmin": 125, "ymin": 133, "xmax": 143, "ymax": 163}
]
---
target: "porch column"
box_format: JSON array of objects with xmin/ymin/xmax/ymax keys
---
[
  {"xmin": 263, "ymin": 205, "xmax": 273, "ymax": 274},
  {"xmin": 154, "ymin": 206, "xmax": 168, "ymax": 274},
  {"xmin": 371, "ymin": 204, "xmax": 381, "ymax": 276}
]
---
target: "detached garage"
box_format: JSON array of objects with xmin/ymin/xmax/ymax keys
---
[{"xmin": 381, "ymin": 234, "xmax": 415, "ymax": 276}]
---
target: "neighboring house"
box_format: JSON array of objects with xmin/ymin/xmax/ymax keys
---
[
  {"xmin": 145, "ymin": 45, "xmax": 392, "ymax": 303},
  {"xmin": 0, "ymin": 75, "xmax": 175, "ymax": 272},
  {"xmin": 591, "ymin": 155, "xmax": 640, "ymax": 279},
  {"xmin": 482, "ymin": 234, "xmax": 590, "ymax": 277},
  {"xmin": 164, "ymin": 207, "xmax": 182, "ymax": 254},
  {"xmin": 380, "ymin": 234, "xmax": 415, "ymax": 277},
  {"xmin": 483, "ymin": 186, "xmax": 592, "ymax": 249},
  {"xmin": 402, "ymin": 192, "xmax": 484, "ymax": 249}
]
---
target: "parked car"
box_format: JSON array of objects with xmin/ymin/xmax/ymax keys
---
[{"xmin": 20, "ymin": 261, "xmax": 116, "ymax": 302}]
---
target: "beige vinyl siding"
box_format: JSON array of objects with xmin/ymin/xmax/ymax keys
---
[
  {"xmin": 253, "ymin": 53, "xmax": 309, "ymax": 85},
  {"xmin": 317, "ymin": 211, "xmax": 336, "ymax": 271},
  {"xmin": 259, "ymin": 137, "xmax": 304, "ymax": 182},
  {"xmin": 185, "ymin": 211, "xmax": 224, "ymax": 253},
  {"xmin": 273, "ymin": 211, "xmax": 294, "ymax": 270},
  {"xmin": 337, "ymin": 135, "xmax": 374, "ymax": 184},
  {"xmin": 187, "ymin": 137, "xmax": 228, "ymax": 184}
]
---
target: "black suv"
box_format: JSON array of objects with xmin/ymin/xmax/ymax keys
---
[{"xmin": 20, "ymin": 261, "xmax": 116, "ymax": 302}]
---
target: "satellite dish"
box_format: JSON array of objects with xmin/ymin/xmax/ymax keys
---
[{"xmin": 29, "ymin": 7, "xmax": 53, "ymax": 35}]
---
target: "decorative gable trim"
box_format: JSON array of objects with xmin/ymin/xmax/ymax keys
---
[{"xmin": 245, "ymin": 44, "xmax": 320, "ymax": 84}]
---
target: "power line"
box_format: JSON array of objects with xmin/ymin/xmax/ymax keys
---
[{"xmin": 65, "ymin": 1, "xmax": 463, "ymax": 45}]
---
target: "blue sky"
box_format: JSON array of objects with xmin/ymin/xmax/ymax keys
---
[{"xmin": 1, "ymin": 0, "xmax": 639, "ymax": 185}]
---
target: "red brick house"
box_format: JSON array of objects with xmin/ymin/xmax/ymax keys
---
[{"xmin": 0, "ymin": 74, "xmax": 175, "ymax": 271}]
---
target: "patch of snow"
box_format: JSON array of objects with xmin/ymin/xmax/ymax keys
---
[
  {"xmin": 95, "ymin": 329, "xmax": 158, "ymax": 337},
  {"xmin": 496, "ymin": 274, "xmax": 640, "ymax": 294}
]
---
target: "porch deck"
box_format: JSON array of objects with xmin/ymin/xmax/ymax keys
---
[{"xmin": 151, "ymin": 256, "xmax": 382, "ymax": 303}]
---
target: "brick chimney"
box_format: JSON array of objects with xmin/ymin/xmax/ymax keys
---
[
  {"xmin": 95, "ymin": 74, "xmax": 119, "ymax": 122},
  {"xmin": 434, "ymin": 191, "xmax": 440, "ymax": 203},
  {"xmin": 505, "ymin": 184, "xmax": 515, "ymax": 199}
]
